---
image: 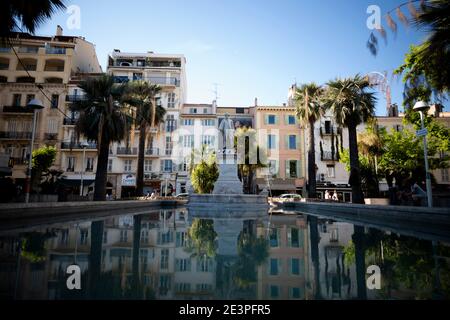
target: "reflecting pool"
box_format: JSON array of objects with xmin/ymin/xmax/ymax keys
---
[{"xmin": 0, "ymin": 208, "xmax": 449, "ymax": 300}]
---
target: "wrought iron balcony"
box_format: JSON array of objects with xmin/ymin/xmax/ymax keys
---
[
  {"xmin": 117, "ymin": 147, "xmax": 138, "ymax": 155},
  {"xmin": 63, "ymin": 118, "xmax": 77, "ymax": 125},
  {"xmin": 2, "ymin": 106, "xmax": 34, "ymax": 113},
  {"xmin": 44, "ymin": 133, "xmax": 58, "ymax": 140},
  {"xmin": 145, "ymin": 148, "xmax": 160, "ymax": 156},
  {"xmin": 65, "ymin": 95, "xmax": 87, "ymax": 102},
  {"xmin": 0, "ymin": 131, "xmax": 32, "ymax": 139},
  {"xmin": 321, "ymin": 151, "xmax": 339, "ymax": 161},
  {"xmin": 61, "ymin": 142, "xmax": 97, "ymax": 150}
]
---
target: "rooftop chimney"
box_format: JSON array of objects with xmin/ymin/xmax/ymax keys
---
[
  {"xmin": 254, "ymin": 97, "xmax": 258, "ymax": 107},
  {"xmin": 56, "ymin": 25, "xmax": 63, "ymax": 36}
]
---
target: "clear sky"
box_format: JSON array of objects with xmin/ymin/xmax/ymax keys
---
[{"xmin": 35, "ymin": 0, "xmax": 429, "ymax": 115}]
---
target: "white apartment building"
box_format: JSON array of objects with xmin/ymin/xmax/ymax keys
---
[
  {"xmin": 106, "ymin": 50, "xmax": 187, "ymax": 198},
  {"xmin": 176, "ymin": 102, "xmax": 219, "ymax": 193}
]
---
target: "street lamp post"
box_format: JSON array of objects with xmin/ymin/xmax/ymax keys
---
[
  {"xmin": 413, "ymin": 101, "xmax": 433, "ymax": 208},
  {"xmin": 80, "ymin": 142, "xmax": 89, "ymax": 196},
  {"xmin": 24, "ymin": 99, "xmax": 44, "ymax": 203}
]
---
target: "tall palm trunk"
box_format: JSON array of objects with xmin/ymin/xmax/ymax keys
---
[
  {"xmin": 353, "ymin": 226, "xmax": 367, "ymax": 299},
  {"xmin": 308, "ymin": 119, "xmax": 317, "ymax": 198},
  {"xmin": 347, "ymin": 124, "xmax": 364, "ymax": 204},
  {"xmin": 309, "ymin": 216, "xmax": 322, "ymax": 299},
  {"xmin": 136, "ymin": 121, "xmax": 146, "ymax": 196},
  {"xmin": 93, "ymin": 129, "xmax": 109, "ymax": 201},
  {"xmin": 89, "ymin": 220, "xmax": 104, "ymax": 299},
  {"xmin": 132, "ymin": 215, "xmax": 142, "ymax": 298}
]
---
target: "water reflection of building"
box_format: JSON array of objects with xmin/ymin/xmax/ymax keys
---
[
  {"xmin": 314, "ymin": 220, "xmax": 357, "ymax": 299},
  {"xmin": 256, "ymin": 214, "xmax": 310, "ymax": 300}
]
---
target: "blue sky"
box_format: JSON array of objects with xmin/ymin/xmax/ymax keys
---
[{"xmin": 36, "ymin": 0, "xmax": 428, "ymax": 115}]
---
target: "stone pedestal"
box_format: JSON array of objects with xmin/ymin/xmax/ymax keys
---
[{"xmin": 213, "ymin": 153, "xmax": 243, "ymax": 195}]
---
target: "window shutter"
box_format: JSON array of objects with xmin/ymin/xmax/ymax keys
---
[
  {"xmin": 278, "ymin": 259, "xmax": 282, "ymax": 275},
  {"xmin": 284, "ymin": 115, "xmax": 289, "ymax": 125},
  {"xmin": 285, "ymin": 135, "xmax": 289, "ymax": 149},
  {"xmin": 187, "ymin": 258, "xmax": 191, "ymax": 272},
  {"xmin": 264, "ymin": 115, "xmax": 268, "ymax": 125},
  {"xmin": 296, "ymin": 161, "xmax": 300, "ymax": 178},
  {"xmin": 285, "ymin": 160, "xmax": 290, "ymax": 178},
  {"xmin": 287, "ymin": 229, "xmax": 292, "ymax": 247},
  {"xmin": 296, "ymin": 135, "xmax": 301, "ymax": 150},
  {"xmin": 157, "ymin": 232, "xmax": 161, "ymax": 245},
  {"xmin": 160, "ymin": 160, "xmax": 164, "ymax": 172},
  {"xmin": 175, "ymin": 259, "xmax": 180, "ymax": 271}
]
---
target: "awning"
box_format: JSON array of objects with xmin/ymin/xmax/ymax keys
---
[
  {"xmin": 256, "ymin": 178, "xmax": 304, "ymax": 191},
  {"xmin": 58, "ymin": 179, "xmax": 95, "ymax": 187}
]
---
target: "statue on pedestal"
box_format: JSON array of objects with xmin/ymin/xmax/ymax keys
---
[{"xmin": 219, "ymin": 113, "xmax": 235, "ymax": 153}]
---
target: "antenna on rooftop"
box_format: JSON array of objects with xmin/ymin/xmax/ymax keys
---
[{"xmin": 212, "ymin": 83, "xmax": 221, "ymax": 103}]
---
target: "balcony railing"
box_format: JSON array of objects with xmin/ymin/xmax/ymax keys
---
[
  {"xmin": 0, "ymin": 131, "xmax": 32, "ymax": 139},
  {"xmin": 63, "ymin": 118, "xmax": 77, "ymax": 125},
  {"xmin": 2, "ymin": 106, "xmax": 34, "ymax": 113},
  {"xmin": 117, "ymin": 147, "xmax": 138, "ymax": 155},
  {"xmin": 65, "ymin": 95, "xmax": 87, "ymax": 102},
  {"xmin": 145, "ymin": 148, "xmax": 160, "ymax": 156},
  {"xmin": 112, "ymin": 76, "xmax": 180, "ymax": 87},
  {"xmin": 61, "ymin": 142, "xmax": 97, "ymax": 150},
  {"xmin": 10, "ymin": 157, "xmax": 28, "ymax": 166},
  {"xmin": 320, "ymin": 127, "xmax": 342, "ymax": 136},
  {"xmin": 18, "ymin": 47, "xmax": 40, "ymax": 54},
  {"xmin": 46, "ymin": 47, "xmax": 66, "ymax": 54},
  {"xmin": 44, "ymin": 133, "xmax": 58, "ymax": 140},
  {"xmin": 321, "ymin": 151, "xmax": 339, "ymax": 161}
]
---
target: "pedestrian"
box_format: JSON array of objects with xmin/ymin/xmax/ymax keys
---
[
  {"xmin": 411, "ymin": 181, "xmax": 427, "ymax": 206},
  {"xmin": 324, "ymin": 190, "xmax": 330, "ymax": 200},
  {"xmin": 332, "ymin": 190, "xmax": 339, "ymax": 201}
]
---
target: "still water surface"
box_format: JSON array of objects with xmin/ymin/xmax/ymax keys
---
[{"xmin": 0, "ymin": 208, "xmax": 449, "ymax": 300}]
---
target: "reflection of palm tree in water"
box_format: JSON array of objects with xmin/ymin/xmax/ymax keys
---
[{"xmin": 308, "ymin": 216, "xmax": 322, "ymax": 300}]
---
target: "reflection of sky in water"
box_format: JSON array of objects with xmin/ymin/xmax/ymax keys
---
[{"xmin": 0, "ymin": 208, "xmax": 448, "ymax": 300}]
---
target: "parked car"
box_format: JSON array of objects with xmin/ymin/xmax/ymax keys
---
[
  {"xmin": 279, "ymin": 194, "xmax": 302, "ymax": 200},
  {"xmin": 175, "ymin": 193, "xmax": 189, "ymax": 199}
]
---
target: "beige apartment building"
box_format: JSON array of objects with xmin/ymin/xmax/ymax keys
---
[
  {"xmin": 253, "ymin": 105, "xmax": 306, "ymax": 196},
  {"xmin": 257, "ymin": 214, "xmax": 310, "ymax": 299},
  {"xmin": 0, "ymin": 27, "xmax": 102, "ymax": 196}
]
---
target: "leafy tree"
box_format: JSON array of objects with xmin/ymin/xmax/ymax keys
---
[
  {"xmin": 186, "ymin": 219, "xmax": 217, "ymax": 258},
  {"xmin": 1, "ymin": 0, "xmax": 66, "ymax": 40},
  {"xmin": 31, "ymin": 146, "xmax": 57, "ymax": 193},
  {"xmin": 190, "ymin": 146, "xmax": 219, "ymax": 194},
  {"xmin": 233, "ymin": 233, "xmax": 269, "ymax": 288},
  {"xmin": 377, "ymin": 128, "xmax": 449, "ymax": 189},
  {"xmin": 122, "ymin": 81, "xmax": 165, "ymax": 196},
  {"xmin": 235, "ymin": 127, "xmax": 266, "ymax": 194},
  {"xmin": 72, "ymin": 75, "xmax": 130, "ymax": 201},
  {"xmin": 295, "ymin": 83, "xmax": 324, "ymax": 198},
  {"xmin": 324, "ymin": 75, "xmax": 377, "ymax": 204}
]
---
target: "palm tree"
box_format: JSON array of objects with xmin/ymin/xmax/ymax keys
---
[
  {"xmin": 123, "ymin": 81, "xmax": 165, "ymax": 196},
  {"xmin": 73, "ymin": 75, "xmax": 129, "ymax": 201},
  {"xmin": 294, "ymin": 83, "xmax": 324, "ymax": 199},
  {"xmin": 235, "ymin": 127, "xmax": 266, "ymax": 194},
  {"xmin": 1, "ymin": 0, "xmax": 66, "ymax": 40},
  {"xmin": 324, "ymin": 75, "xmax": 377, "ymax": 204}
]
